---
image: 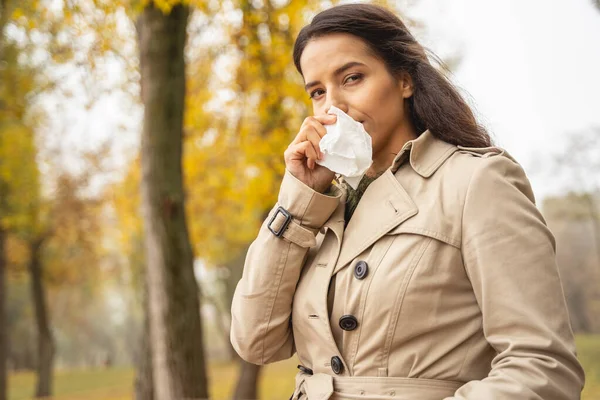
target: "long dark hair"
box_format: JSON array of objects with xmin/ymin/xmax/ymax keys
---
[{"xmin": 293, "ymin": 4, "xmax": 492, "ymax": 148}]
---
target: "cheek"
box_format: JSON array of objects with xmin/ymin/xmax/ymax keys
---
[
  {"xmin": 363, "ymin": 86, "xmax": 405, "ymax": 150},
  {"xmin": 364, "ymin": 82, "xmax": 403, "ymax": 121},
  {"xmin": 365, "ymin": 90, "xmax": 403, "ymax": 131}
]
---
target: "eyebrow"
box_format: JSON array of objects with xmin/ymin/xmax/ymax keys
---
[{"xmin": 304, "ymin": 61, "xmax": 366, "ymax": 91}]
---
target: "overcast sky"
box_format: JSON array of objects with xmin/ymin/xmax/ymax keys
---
[
  {"xmin": 55, "ymin": 0, "xmax": 600, "ymax": 202},
  {"xmin": 406, "ymin": 0, "xmax": 600, "ymax": 199}
]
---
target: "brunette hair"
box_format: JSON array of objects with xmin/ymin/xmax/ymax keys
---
[{"xmin": 293, "ymin": 3, "xmax": 492, "ymax": 148}]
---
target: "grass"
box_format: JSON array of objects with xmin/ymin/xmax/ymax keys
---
[
  {"xmin": 8, "ymin": 335, "xmax": 600, "ymax": 400},
  {"xmin": 8, "ymin": 367, "xmax": 135, "ymax": 400},
  {"xmin": 7, "ymin": 358, "xmax": 299, "ymax": 400},
  {"xmin": 577, "ymin": 335, "xmax": 600, "ymax": 400}
]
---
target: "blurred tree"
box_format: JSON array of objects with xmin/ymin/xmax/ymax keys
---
[
  {"xmin": 0, "ymin": 5, "xmax": 43, "ymax": 397},
  {"xmin": 183, "ymin": 0, "xmax": 318, "ymax": 395},
  {"xmin": 136, "ymin": 2, "xmax": 209, "ymax": 399},
  {"xmin": 26, "ymin": 237, "xmax": 54, "ymax": 397},
  {"xmin": 544, "ymin": 126, "xmax": 600, "ymax": 334},
  {"xmin": 0, "ymin": 236, "xmax": 4, "ymax": 400},
  {"xmin": 6, "ymin": 272, "xmax": 36, "ymax": 372},
  {"xmin": 1, "ymin": 1, "xmax": 13, "ymax": 395},
  {"xmin": 185, "ymin": 1, "xmax": 411, "ymax": 397},
  {"xmin": 2, "ymin": 145, "xmax": 108, "ymax": 396},
  {"xmin": 113, "ymin": 0, "xmax": 422, "ymax": 398},
  {"xmin": 1, "ymin": 0, "xmax": 117, "ymax": 396},
  {"xmin": 35, "ymin": 165, "xmax": 106, "ymax": 372},
  {"xmin": 552, "ymin": 127, "xmax": 600, "ymax": 269},
  {"xmin": 544, "ymin": 192, "xmax": 600, "ymax": 333},
  {"xmin": 110, "ymin": 158, "xmax": 154, "ymax": 399}
]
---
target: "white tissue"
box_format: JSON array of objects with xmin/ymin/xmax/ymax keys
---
[{"xmin": 315, "ymin": 106, "xmax": 373, "ymax": 189}]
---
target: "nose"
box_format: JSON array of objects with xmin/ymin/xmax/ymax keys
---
[{"xmin": 324, "ymin": 89, "xmax": 349, "ymax": 115}]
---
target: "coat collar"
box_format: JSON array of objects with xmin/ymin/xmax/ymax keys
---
[
  {"xmin": 334, "ymin": 129, "xmax": 457, "ymax": 184},
  {"xmin": 391, "ymin": 129, "xmax": 458, "ymax": 176},
  {"xmin": 329, "ymin": 129, "xmax": 458, "ymax": 273}
]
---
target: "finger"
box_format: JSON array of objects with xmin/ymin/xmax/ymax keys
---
[
  {"xmin": 287, "ymin": 141, "xmax": 318, "ymax": 165},
  {"xmin": 292, "ymin": 121, "xmax": 325, "ymax": 147},
  {"xmin": 305, "ymin": 119, "xmax": 327, "ymax": 138},
  {"xmin": 294, "ymin": 115, "xmax": 335, "ymax": 145},
  {"xmin": 285, "ymin": 142, "xmax": 306, "ymax": 161},
  {"xmin": 312, "ymin": 114, "xmax": 337, "ymax": 125},
  {"xmin": 300, "ymin": 114, "xmax": 336, "ymax": 131},
  {"xmin": 291, "ymin": 128, "xmax": 307, "ymax": 145},
  {"xmin": 302, "ymin": 140, "xmax": 319, "ymax": 165},
  {"xmin": 306, "ymin": 128, "xmax": 324, "ymax": 159}
]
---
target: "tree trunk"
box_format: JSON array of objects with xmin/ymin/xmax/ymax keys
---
[
  {"xmin": 227, "ymin": 242, "xmax": 262, "ymax": 399},
  {"xmin": 1, "ymin": 1, "xmax": 12, "ymax": 397},
  {"xmin": 232, "ymin": 359, "xmax": 261, "ymax": 400},
  {"xmin": 202, "ymin": 289, "xmax": 236, "ymax": 362},
  {"xmin": 222, "ymin": 246, "xmax": 250, "ymax": 363},
  {"xmin": 134, "ymin": 280, "xmax": 153, "ymax": 400},
  {"xmin": 0, "ymin": 228, "xmax": 7, "ymax": 400},
  {"xmin": 566, "ymin": 286, "xmax": 592, "ymax": 333},
  {"xmin": 583, "ymin": 192, "xmax": 600, "ymax": 270},
  {"xmin": 28, "ymin": 239, "xmax": 55, "ymax": 398},
  {"xmin": 137, "ymin": 3, "xmax": 209, "ymax": 399}
]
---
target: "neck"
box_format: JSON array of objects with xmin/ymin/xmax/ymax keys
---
[{"xmin": 368, "ymin": 121, "xmax": 417, "ymax": 177}]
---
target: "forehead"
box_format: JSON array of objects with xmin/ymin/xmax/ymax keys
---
[{"xmin": 300, "ymin": 33, "xmax": 378, "ymax": 79}]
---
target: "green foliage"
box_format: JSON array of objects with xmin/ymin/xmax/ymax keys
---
[
  {"xmin": 113, "ymin": 0, "xmax": 406, "ymax": 272},
  {"xmin": 0, "ymin": 40, "xmax": 41, "ymax": 235},
  {"xmin": 181, "ymin": 0, "xmax": 400, "ymax": 266},
  {"xmin": 183, "ymin": 0, "xmax": 317, "ymax": 266},
  {"xmin": 1, "ymin": 0, "xmax": 116, "ymax": 375}
]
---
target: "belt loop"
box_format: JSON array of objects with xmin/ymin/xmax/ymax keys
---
[{"xmin": 377, "ymin": 367, "xmax": 388, "ymax": 377}]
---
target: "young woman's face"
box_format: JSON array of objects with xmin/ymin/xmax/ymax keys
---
[{"xmin": 299, "ymin": 33, "xmax": 415, "ymax": 163}]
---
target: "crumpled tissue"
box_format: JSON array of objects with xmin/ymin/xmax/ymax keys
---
[{"xmin": 315, "ymin": 105, "xmax": 373, "ymax": 189}]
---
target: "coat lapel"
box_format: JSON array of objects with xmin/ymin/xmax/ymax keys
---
[
  {"xmin": 327, "ymin": 130, "xmax": 458, "ymax": 275},
  {"xmin": 333, "ymin": 169, "xmax": 418, "ymax": 274}
]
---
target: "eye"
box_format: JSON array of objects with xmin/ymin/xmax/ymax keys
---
[
  {"xmin": 310, "ymin": 88, "xmax": 325, "ymax": 99},
  {"xmin": 309, "ymin": 74, "xmax": 363, "ymax": 99},
  {"xmin": 344, "ymin": 74, "xmax": 363, "ymax": 84}
]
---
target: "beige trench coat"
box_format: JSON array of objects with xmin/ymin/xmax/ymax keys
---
[{"xmin": 230, "ymin": 130, "xmax": 585, "ymax": 399}]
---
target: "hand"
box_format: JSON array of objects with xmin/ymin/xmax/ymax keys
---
[{"xmin": 284, "ymin": 114, "xmax": 337, "ymax": 193}]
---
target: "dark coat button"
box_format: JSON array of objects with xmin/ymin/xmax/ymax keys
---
[
  {"xmin": 339, "ymin": 315, "xmax": 358, "ymax": 331},
  {"xmin": 330, "ymin": 356, "xmax": 343, "ymax": 374},
  {"xmin": 297, "ymin": 365, "xmax": 313, "ymax": 375},
  {"xmin": 354, "ymin": 261, "xmax": 368, "ymax": 280}
]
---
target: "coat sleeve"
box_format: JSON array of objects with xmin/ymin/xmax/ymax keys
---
[
  {"xmin": 446, "ymin": 154, "xmax": 585, "ymax": 400},
  {"xmin": 230, "ymin": 169, "xmax": 342, "ymax": 365}
]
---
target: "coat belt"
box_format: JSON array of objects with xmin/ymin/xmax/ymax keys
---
[{"xmin": 292, "ymin": 372, "xmax": 464, "ymax": 400}]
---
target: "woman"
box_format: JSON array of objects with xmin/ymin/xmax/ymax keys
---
[{"xmin": 230, "ymin": 4, "xmax": 585, "ymax": 399}]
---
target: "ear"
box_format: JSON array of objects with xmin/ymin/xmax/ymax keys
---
[{"xmin": 397, "ymin": 71, "xmax": 414, "ymax": 99}]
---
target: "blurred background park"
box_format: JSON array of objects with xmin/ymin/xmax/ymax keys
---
[{"xmin": 1, "ymin": 0, "xmax": 599, "ymax": 399}]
